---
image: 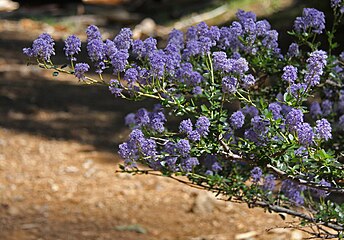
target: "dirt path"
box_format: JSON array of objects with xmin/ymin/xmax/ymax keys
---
[{"xmin": 0, "ymin": 125, "xmax": 304, "ymax": 240}]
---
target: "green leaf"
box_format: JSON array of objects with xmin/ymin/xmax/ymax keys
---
[{"xmin": 201, "ymin": 104, "xmax": 209, "ymax": 113}]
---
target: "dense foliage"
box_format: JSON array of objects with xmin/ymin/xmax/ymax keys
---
[{"xmin": 24, "ymin": 1, "xmax": 344, "ymax": 238}]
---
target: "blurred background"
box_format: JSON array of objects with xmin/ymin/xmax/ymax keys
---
[{"xmin": 0, "ymin": 0, "xmax": 341, "ymax": 239}]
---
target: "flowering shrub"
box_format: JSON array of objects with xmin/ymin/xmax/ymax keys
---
[{"xmin": 24, "ymin": 1, "xmax": 344, "ymax": 238}]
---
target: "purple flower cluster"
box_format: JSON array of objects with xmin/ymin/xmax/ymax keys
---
[
  {"xmin": 74, "ymin": 63, "xmax": 90, "ymax": 80},
  {"xmin": 23, "ymin": 33, "xmax": 55, "ymax": 60},
  {"xmin": 222, "ymin": 76, "xmax": 237, "ymax": 94},
  {"xmin": 321, "ymin": 100, "xmax": 333, "ymax": 116},
  {"xmin": 281, "ymin": 180, "xmax": 307, "ymax": 205},
  {"xmin": 296, "ymin": 123, "xmax": 314, "ymax": 146},
  {"xmin": 285, "ymin": 108, "xmax": 304, "ymax": 131},
  {"xmin": 304, "ymin": 50, "xmax": 327, "ymax": 86},
  {"xmin": 118, "ymin": 129, "xmax": 159, "ymax": 169},
  {"xmin": 262, "ymin": 175, "xmax": 275, "ymax": 192},
  {"xmin": 250, "ymin": 167, "xmax": 262, "ymax": 183},
  {"xmin": 268, "ymin": 103, "xmax": 282, "ymax": 119},
  {"xmin": 287, "ymin": 43, "xmax": 300, "ymax": 57},
  {"xmin": 176, "ymin": 63, "xmax": 203, "ymax": 86},
  {"xmin": 230, "ymin": 111, "xmax": 245, "ymax": 129},
  {"xmin": 312, "ymin": 179, "xmax": 331, "ymax": 198},
  {"xmin": 179, "ymin": 116, "xmax": 210, "ymax": 141},
  {"xmin": 315, "ymin": 119, "xmax": 332, "ymax": 141},
  {"xmin": 294, "ymin": 8, "xmax": 325, "ymax": 34},
  {"xmin": 282, "ymin": 65, "xmax": 298, "ymax": 84},
  {"xmin": 195, "ymin": 116, "xmax": 211, "ymax": 136},
  {"xmin": 331, "ymin": 0, "xmax": 344, "ymax": 12},
  {"xmin": 64, "ymin": 35, "xmax": 81, "ymax": 61},
  {"xmin": 310, "ymin": 102, "xmax": 322, "ymax": 118},
  {"xmin": 124, "ymin": 108, "xmax": 166, "ymax": 133}
]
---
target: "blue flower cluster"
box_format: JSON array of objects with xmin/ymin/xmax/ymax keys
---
[
  {"xmin": 23, "ymin": 33, "xmax": 55, "ymax": 60},
  {"xmin": 294, "ymin": 8, "xmax": 325, "ymax": 34},
  {"xmin": 23, "ymin": 5, "xmax": 343, "ymax": 222}
]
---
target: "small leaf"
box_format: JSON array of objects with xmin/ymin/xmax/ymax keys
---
[{"xmin": 52, "ymin": 72, "xmax": 59, "ymax": 77}]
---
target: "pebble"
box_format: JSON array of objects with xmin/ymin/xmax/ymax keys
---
[
  {"xmin": 191, "ymin": 192, "xmax": 216, "ymax": 214},
  {"xmin": 64, "ymin": 166, "xmax": 79, "ymax": 173},
  {"xmin": 290, "ymin": 230, "xmax": 303, "ymax": 240},
  {"xmin": 8, "ymin": 206, "xmax": 20, "ymax": 216},
  {"xmin": 235, "ymin": 231, "xmax": 258, "ymax": 240},
  {"xmin": 84, "ymin": 167, "xmax": 96, "ymax": 178},
  {"xmin": 51, "ymin": 183, "xmax": 59, "ymax": 192},
  {"xmin": 21, "ymin": 223, "xmax": 39, "ymax": 230},
  {"xmin": 82, "ymin": 159, "xmax": 93, "ymax": 169},
  {"xmin": 189, "ymin": 234, "xmax": 227, "ymax": 240}
]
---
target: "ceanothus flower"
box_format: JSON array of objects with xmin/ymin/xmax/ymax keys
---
[
  {"xmin": 74, "ymin": 63, "xmax": 89, "ymax": 80},
  {"xmin": 295, "ymin": 146, "xmax": 308, "ymax": 157},
  {"xmin": 213, "ymin": 51, "xmax": 231, "ymax": 72},
  {"xmin": 124, "ymin": 68, "xmax": 138, "ymax": 85},
  {"xmin": 268, "ymin": 103, "xmax": 282, "ymax": 119},
  {"xmin": 177, "ymin": 139, "xmax": 191, "ymax": 157},
  {"xmin": 281, "ymin": 180, "xmax": 307, "ymax": 205},
  {"xmin": 135, "ymin": 108, "xmax": 150, "ymax": 126},
  {"xmin": 179, "ymin": 119, "xmax": 193, "ymax": 133},
  {"xmin": 181, "ymin": 157, "xmax": 199, "ymax": 172},
  {"xmin": 312, "ymin": 179, "xmax": 331, "ymax": 198},
  {"xmin": 187, "ymin": 130, "xmax": 201, "ymax": 142},
  {"xmin": 230, "ymin": 111, "xmax": 245, "ymax": 129},
  {"xmin": 282, "ymin": 65, "xmax": 298, "ymax": 84},
  {"xmin": 296, "ymin": 123, "xmax": 314, "ymax": 146},
  {"xmin": 250, "ymin": 167, "xmax": 262, "ymax": 183},
  {"xmin": 222, "ymin": 76, "xmax": 237, "ymax": 94},
  {"xmin": 129, "ymin": 129, "xmax": 145, "ymax": 143},
  {"xmin": 287, "ymin": 43, "xmax": 300, "ymax": 57},
  {"xmin": 108, "ymin": 79, "xmax": 122, "ymax": 97},
  {"xmin": 113, "ymin": 28, "xmax": 132, "ymax": 50},
  {"xmin": 183, "ymin": 40, "xmax": 200, "ymax": 59},
  {"xmin": 262, "ymin": 175, "xmax": 275, "ymax": 191},
  {"xmin": 124, "ymin": 113, "xmax": 136, "ymax": 126},
  {"xmin": 64, "ymin": 35, "xmax": 81, "ymax": 60},
  {"xmin": 110, "ymin": 50, "xmax": 129, "ymax": 74},
  {"xmin": 242, "ymin": 105, "xmax": 259, "ymax": 117},
  {"xmin": 251, "ymin": 116, "xmax": 269, "ymax": 134},
  {"xmin": 86, "ymin": 25, "xmax": 102, "ymax": 41},
  {"xmin": 232, "ymin": 57, "xmax": 249, "ymax": 74},
  {"xmin": 321, "ymin": 100, "xmax": 333, "ymax": 116},
  {"xmin": 242, "ymin": 74, "xmax": 256, "ymax": 88},
  {"xmin": 294, "ymin": 8, "xmax": 325, "ymax": 34},
  {"xmin": 305, "ymin": 50, "xmax": 327, "ymax": 86},
  {"xmin": 310, "ymin": 102, "xmax": 322, "ymax": 118},
  {"xmin": 339, "ymin": 115, "xmax": 344, "ymax": 128},
  {"xmin": 195, "ymin": 116, "xmax": 210, "ymax": 136},
  {"xmin": 192, "ymin": 86, "xmax": 203, "ymax": 96},
  {"xmin": 23, "ymin": 33, "xmax": 55, "ymax": 60},
  {"xmin": 211, "ymin": 161, "xmax": 222, "ymax": 173},
  {"xmin": 286, "ymin": 109, "xmax": 304, "ymax": 131},
  {"xmin": 217, "ymin": 23, "xmax": 242, "ymax": 50},
  {"xmin": 256, "ymin": 20, "xmax": 271, "ymax": 36},
  {"xmin": 140, "ymin": 138, "xmax": 157, "ymax": 157},
  {"xmin": 176, "ymin": 62, "xmax": 203, "ymax": 86},
  {"xmin": 167, "ymin": 29, "xmax": 184, "ymax": 49},
  {"xmin": 315, "ymin": 119, "xmax": 332, "ymax": 141},
  {"xmin": 288, "ymin": 83, "xmax": 307, "ymax": 98},
  {"xmin": 149, "ymin": 50, "xmax": 166, "ymax": 78},
  {"xmin": 331, "ymin": 0, "xmax": 343, "ymax": 8},
  {"xmin": 150, "ymin": 117, "xmax": 165, "ymax": 133},
  {"xmin": 262, "ymin": 30, "xmax": 280, "ymax": 53}
]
